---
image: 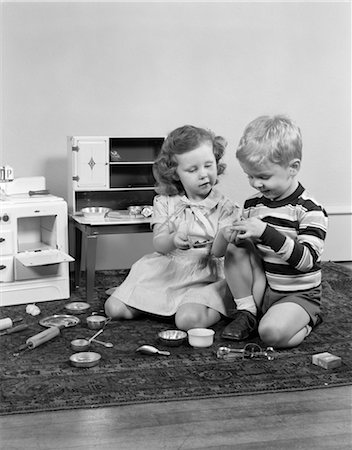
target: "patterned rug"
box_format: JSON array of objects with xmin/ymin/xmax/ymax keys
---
[{"xmin": 0, "ymin": 261, "xmax": 351, "ymax": 415}]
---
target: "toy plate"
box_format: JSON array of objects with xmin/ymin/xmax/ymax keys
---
[
  {"xmin": 70, "ymin": 351, "xmax": 101, "ymax": 368},
  {"xmin": 65, "ymin": 302, "xmax": 91, "ymax": 314},
  {"xmin": 39, "ymin": 314, "xmax": 80, "ymax": 328}
]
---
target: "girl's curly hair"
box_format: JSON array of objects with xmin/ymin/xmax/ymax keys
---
[{"xmin": 153, "ymin": 125, "xmax": 227, "ymax": 195}]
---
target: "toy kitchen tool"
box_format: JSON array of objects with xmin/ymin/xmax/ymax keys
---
[
  {"xmin": 0, "ymin": 176, "xmax": 74, "ymax": 306},
  {"xmin": 14, "ymin": 314, "xmax": 80, "ymax": 356}
]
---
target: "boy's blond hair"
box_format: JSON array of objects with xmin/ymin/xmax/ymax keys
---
[{"xmin": 236, "ymin": 115, "xmax": 302, "ymax": 167}]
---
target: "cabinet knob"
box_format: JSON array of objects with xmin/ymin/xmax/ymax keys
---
[
  {"xmin": 0, "ymin": 265, "xmax": 6, "ymax": 270},
  {"xmin": 0, "ymin": 237, "xmax": 5, "ymax": 243}
]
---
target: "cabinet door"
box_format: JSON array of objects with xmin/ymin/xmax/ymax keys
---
[{"xmin": 73, "ymin": 138, "xmax": 109, "ymax": 189}]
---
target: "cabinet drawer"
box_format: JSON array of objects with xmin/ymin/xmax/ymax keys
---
[
  {"xmin": 0, "ymin": 230, "xmax": 14, "ymax": 256},
  {"xmin": 0, "ymin": 256, "xmax": 14, "ymax": 282}
]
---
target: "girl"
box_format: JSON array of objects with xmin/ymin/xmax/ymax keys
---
[{"xmin": 105, "ymin": 125, "xmax": 241, "ymax": 331}]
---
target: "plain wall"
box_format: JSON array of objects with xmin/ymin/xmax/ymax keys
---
[{"xmin": 1, "ymin": 1, "xmax": 351, "ymax": 267}]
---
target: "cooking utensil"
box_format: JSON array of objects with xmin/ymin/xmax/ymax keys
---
[
  {"xmin": 39, "ymin": 314, "xmax": 80, "ymax": 328},
  {"xmin": 70, "ymin": 329, "xmax": 113, "ymax": 351},
  {"xmin": 135, "ymin": 345, "xmax": 170, "ymax": 356},
  {"xmin": 81, "ymin": 207, "xmax": 111, "ymax": 219},
  {"xmin": 65, "ymin": 302, "xmax": 90, "ymax": 314},
  {"xmin": 158, "ymin": 329, "xmax": 187, "ymax": 347},
  {"xmin": 70, "ymin": 352, "xmax": 101, "ymax": 368},
  {"xmin": 28, "ymin": 190, "xmax": 50, "ymax": 196},
  {"xmin": 0, "ymin": 317, "xmax": 23, "ymax": 331},
  {"xmin": 86, "ymin": 315, "xmax": 108, "ymax": 330},
  {"xmin": 27, "ymin": 326, "xmax": 60, "ymax": 349},
  {"xmin": 70, "ymin": 329, "xmax": 104, "ymax": 351},
  {"xmin": 187, "ymin": 328, "xmax": 215, "ymax": 348},
  {"xmin": 0, "ymin": 324, "xmax": 29, "ymax": 336},
  {"xmin": 88, "ymin": 329, "xmax": 104, "ymax": 343},
  {"xmin": 91, "ymin": 338, "xmax": 114, "ymax": 348}
]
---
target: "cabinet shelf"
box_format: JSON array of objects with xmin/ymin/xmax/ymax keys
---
[
  {"xmin": 109, "ymin": 161, "xmax": 154, "ymax": 165},
  {"xmin": 68, "ymin": 136, "xmax": 164, "ymax": 215}
]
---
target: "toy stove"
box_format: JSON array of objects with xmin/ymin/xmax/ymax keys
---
[{"xmin": 0, "ymin": 177, "xmax": 74, "ymax": 306}]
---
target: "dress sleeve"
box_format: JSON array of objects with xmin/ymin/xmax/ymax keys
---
[{"xmin": 151, "ymin": 195, "xmax": 169, "ymax": 228}]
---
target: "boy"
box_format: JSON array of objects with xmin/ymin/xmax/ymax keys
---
[{"xmin": 221, "ymin": 115, "xmax": 328, "ymax": 348}]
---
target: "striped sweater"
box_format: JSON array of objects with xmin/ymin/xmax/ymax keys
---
[{"xmin": 243, "ymin": 183, "xmax": 328, "ymax": 291}]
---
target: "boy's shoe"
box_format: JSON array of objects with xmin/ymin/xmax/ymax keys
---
[{"xmin": 221, "ymin": 310, "xmax": 258, "ymax": 341}]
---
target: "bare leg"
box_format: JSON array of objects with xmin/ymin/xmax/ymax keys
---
[
  {"xmin": 224, "ymin": 241, "xmax": 266, "ymax": 307},
  {"xmin": 104, "ymin": 295, "xmax": 141, "ymax": 320},
  {"xmin": 258, "ymin": 302, "xmax": 311, "ymax": 348},
  {"xmin": 175, "ymin": 303, "xmax": 221, "ymax": 331},
  {"xmin": 222, "ymin": 241, "xmax": 266, "ymax": 341}
]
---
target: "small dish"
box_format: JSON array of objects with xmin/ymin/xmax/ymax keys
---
[
  {"xmin": 158, "ymin": 329, "xmax": 187, "ymax": 347},
  {"xmin": 187, "ymin": 328, "xmax": 215, "ymax": 348},
  {"xmin": 86, "ymin": 315, "xmax": 108, "ymax": 330},
  {"xmin": 65, "ymin": 302, "xmax": 91, "ymax": 314},
  {"xmin": 81, "ymin": 207, "xmax": 111, "ymax": 219},
  {"xmin": 128, "ymin": 205, "xmax": 142, "ymax": 216},
  {"xmin": 69, "ymin": 352, "xmax": 101, "ymax": 368},
  {"xmin": 39, "ymin": 314, "xmax": 80, "ymax": 328},
  {"xmin": 71, "ymin": 338, "xmax": 90, "ymax": 352}
]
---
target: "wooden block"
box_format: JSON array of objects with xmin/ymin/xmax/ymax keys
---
[{"xmin": 312, "ymin": 352, "xmax": 342, "ymax": 369}]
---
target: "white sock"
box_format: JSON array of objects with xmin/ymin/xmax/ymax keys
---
[
  {"xmin": 305, "ymin": 324, "xmax": 312, "ymax": 337},
  {"xmin": 234, "ymin": 295, "xmax": 257, "ymax": 316}
]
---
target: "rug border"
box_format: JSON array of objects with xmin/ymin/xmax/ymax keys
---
[{"xmin": 1, "ymin": 382, "xmax": 352, "ymax": 417}]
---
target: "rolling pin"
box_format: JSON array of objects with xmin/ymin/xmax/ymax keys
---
[
  {"xmin": 0, "ymin": 317, "xmax": 23, "ymax": 331},
  {"xmin": 25, "ymin": 326, "xmax": 61, "ymax": 349},
  {"xmin": 0, "ymin": 324, "xmax": 29, "ymax": 336}
]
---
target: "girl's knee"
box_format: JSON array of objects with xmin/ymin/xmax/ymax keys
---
[
  {"xmin": 175, "ymin": 309, "xmax": 199, "ymax": 331},
  {"xmin": 104, "ymin": 296, "xmax": 115, "ymax": 317},
  {"xmin": 104, "ymin": 296, "xmax": 137, "ymax": 319},
  {"xmin": 175, "ymin": 305, "xmax": 220, "ymax": 331}
]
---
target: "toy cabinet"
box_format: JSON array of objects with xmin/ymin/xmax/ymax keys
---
[{"xmin": 67, "ymin": 136, "xmax": 164, "ymax": 215}]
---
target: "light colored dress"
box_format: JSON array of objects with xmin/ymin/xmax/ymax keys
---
[{"xmin": 106, "ymin": 188, "xmax": 240, "ymax": 317}]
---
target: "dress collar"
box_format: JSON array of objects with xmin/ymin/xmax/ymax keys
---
[{"xmin": 178, "ymin": 188, "xmax": 223, "ymax": 210}]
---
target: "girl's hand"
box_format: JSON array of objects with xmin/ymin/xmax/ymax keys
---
[
  {"xmin": 221, "ymin": 226, "xmax": 239, "ymax": 244},
  {"xmin": 173, "ymin": 231, "xmax": 191, "ymax": 250},
  {"xmin": 231, "ymin": 217, "xmax": 266, "ymax": 240}
]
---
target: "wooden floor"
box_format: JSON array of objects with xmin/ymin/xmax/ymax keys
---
[{"xmin": 0, "ymin": 386, "xmax": 351, "ymax": 449}]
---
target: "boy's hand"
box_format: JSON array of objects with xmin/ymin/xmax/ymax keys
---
[
  {"xmin": 231, "ymin": 217, "xmax": 267, "ymax": 240},
  {"xmin": 221, "ymin": 226, "xmax": 239, "ymax": 244},
  {"xmin": 173, "ymin": 231, "xmax": 191, "ymax": 250}
]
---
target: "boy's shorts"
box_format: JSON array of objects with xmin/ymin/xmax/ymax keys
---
[{"xmin": 260, "ymin": 285, "xmax": 322, "ymax": 327}]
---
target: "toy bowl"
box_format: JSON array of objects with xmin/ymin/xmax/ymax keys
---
[
  {"xmin": 128, "ymin": 205, "xmax": 142, "ymax": 216},
  {"xmin": 65, "ymin": 301, "xmax": 90, "ymax": 314},
  {"xmin": 71, "ymin": 338, "xmax": 90, "ymax": 352},
  {"xmin": 187, "ymin": 328, "xmax": 215, "ymax": 348},
  {"xmin": 86, "ymin": 315, "xmax": 107, "ymax": 330},
  {"xmin": 70, "ymin": 352, "xmax": 101, "ymax": 368},
  {"xmin": 158, "ymin": 329, "xmax": 187, "ymax": 347},
  {"xmin": 81, "ymin": 207, "xmax": 111, "ymax": 219}
]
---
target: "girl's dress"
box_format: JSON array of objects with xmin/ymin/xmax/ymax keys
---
[{"xmin": 106, "ymin": 188, "xmax": 240, "ymax": 317}]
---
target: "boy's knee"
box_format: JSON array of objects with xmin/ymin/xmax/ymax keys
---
[{"xmin": 258, "ymin": 322, "xmax": 285, "ymax": 347}]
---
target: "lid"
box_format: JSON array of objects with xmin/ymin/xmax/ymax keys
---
[{"xmin": 16, "ymin": 249, "xmax": 74, "ymax": 267}]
